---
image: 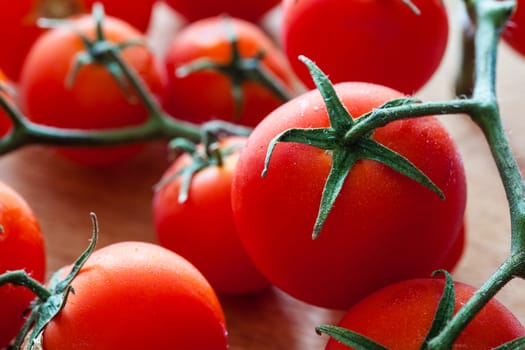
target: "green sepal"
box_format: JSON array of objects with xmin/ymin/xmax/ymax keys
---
[
  {"xmin": 312, "ymin": 148, "xmax": 358, "ymax": 239},
  {"xmin": 299, "ymin": 55, "xmax": 354, "ymax": 131},
  {"xmin": 492, "ymin": 336, "xmax": 525, "ymax": 350},
  {"xmin": 174, "ymin": 15, "xmax": 292, "ymax": 122},
  {"xmin": 359, "ymin": 138, "xmax": 445, "ymax": 199},
  {"xmin": 12, "ymin": 213, "xmax": 99, "ymax": 350},
  {"xmin": 155, "ymin": 137, "xmax": 243, "ymax": 203},
  {"xmin": 39, "ymin": 3, "xmax": 144, "ymax": 98},
  {"xmin": 262, "ymin": 128, "xmax": 338, "ymax": 177},
  {"xmin": 420, "ymin": 270, "xmax": 456, "ymax": 350},
  {"xmin": 315, "ymin": 325, "xmax": 388, "ymax": 350}
]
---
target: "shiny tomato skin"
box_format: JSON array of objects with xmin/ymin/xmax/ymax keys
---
[
  {"xmin": 19, "ymin": 14, "xmax": 164, "ymax": 166},
  {"xmin": 502, "ymin": 0, "xmax": 525, "ymax": 56},
  {"xmin": 153, "ymin": 137, "xmax": 270, "ymax": 295},
  {"xmin": 42, "ymin": 241, "xmax": 228, "ymax": 350},
  {"xmin": 0, "ymin": 0, "xmax": 154, "ymax": 82},
  {"xmin": 326, "ymin": 278, "xmax": 525, "ymax": 349},
  {"xmin": 0, "ymin": 181, "xmax": 46, "ymax": 349},
  {"xmin": 281, "ymin": 0, "xmax": 449, "ymax": 94},
  {"xmin": 231, "ymin": 82, "xmax": 466, "ymax": 309},
  {"xmin": 162, "ymin": 0, "xmax": 279, "ymax": 23},
  {"xmin": 163, "ymin": 16, "xmax": 295, "ymax": 127}
]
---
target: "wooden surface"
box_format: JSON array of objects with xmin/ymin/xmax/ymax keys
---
[{"xmin": 1, "ymin": 1, "xmax": 525, "ymax": 349}]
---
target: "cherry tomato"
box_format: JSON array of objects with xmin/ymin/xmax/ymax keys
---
[
  {"xmin": 19, "ymin": 14, "xmax": 165, "ymax": 166},
  {"xmin": 0, "ymin": 180, "xmax": 46, "ymax": 349},
  {"xmin": 325, "ymin": 278, "xmax": 525, "ymax": 349},
  {"xmin": 502, "ymin": 0, "xmax": 525, "ymax": 56},
  {"xmin": 280, "ymin": 0, "xmax": 449, "ymax": 94},
  {"xmin": 231, "ymin": 82, "xmax": 467, "ymax": 309},
  {"xmin": 153, "ymin": 137, "xmax": 270, "ymax": 295},
  {"xmin": 163, "ymin": 16, "xmax": 295, "ymax": 127},
  {"xmin": 42, "ymin": 241, "xmax": 228, "ymax": 349},
  {"xmin": 162, "ymin": 0, "xmax": 280, "ymax": 23},
  {"xmin": 0, "ymin": 0, "xmax": 154, "ymax": 82},
  {"xmin": 0, "ymin": 70, "xmax": 14, "ymax": 136}
]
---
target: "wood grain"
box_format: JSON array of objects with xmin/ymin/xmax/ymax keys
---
[{"xmin": 1, "ymin": 1, "xmax": 524, "ymax": 349}]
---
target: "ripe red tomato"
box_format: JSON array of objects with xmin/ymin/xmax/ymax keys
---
[
  {"xmin": 0, "ymin": 70, "xmax": 14, "ymax": 136},
  {"xmin": 0, "ymin": 0, "xmax": 154, "ymax": 82},
  {"xmin": 162, "ymin": 0, "xmax": 279, "ymax": 23},
  {"xmin": 325, "ymin": 278, "xmax": 525, "ymax": 349},
  {"xmin": 502, "ymin": 0, "xmax": 525, "ymax": 56},
  {"xmin": 0, "ymin": 180, "xmax": 46, "ymax": 349},
  {"xmin": 42, "ymin": 241, "xmax": 228, "ymax": 349},
  {"xmin": 163, "ymin": 16, "xmax": 296, "ymax": 127},
  {"xmin": 280, "ymin": 0, "xmax": 449, "ymax": 94},
  {"xmin": 19, "ymin": 14, "xmax": 165, "ymax": 166},
  {"xmin": 153, "ymin": 137, "xmax": 270, "ymax": 295},
  {"xmin": 231, "ymin": 82, "xmax": 466, "ymax": 309}
]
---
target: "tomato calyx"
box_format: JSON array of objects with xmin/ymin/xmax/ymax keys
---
[
  {"xmin": 316, "ymin": 271, "xmax": 456, "ymax": 350},
  {"xmin": 0, "ymin": 214, "xmax": 99, "ymax": 350},
  {"xmin": 263, "ymin": 55, "xmax": 444, "ymax": 240},
  {"xmin": 175, "ymin": 15, "xmax": 293, "ymax": 121},
  {"xmin": 37, "ymin": 3, "xmax": 144, "ymax": 97},
  {"xmin": 155, "ymin": 130, "xmax": 243, "ymax": 203}
]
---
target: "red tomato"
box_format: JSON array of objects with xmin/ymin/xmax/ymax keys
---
[
  {"xmin": 153, "ymin": 137, "xmax": 270, "ymax": 295},
  {"xmin": 438, "ymin": 222, "xmax": 466, "ymax": 273},
  {"xmin": 325, "ymin": 278, "xmax": 525, "ymax": 349},
  {"xmin": 231, "ymin": 82, "xmax": 467, "ymax": 309},
  {"xmin": 42, "ymin": 241, "xmax": 228, "ymax": 349},
  {"xmin": 162, "ymin": 0, "xmax": 279, "ymax": 23},
  {"xmin": 0, "ymin": 70, "xmax": 14, "ymax": 136},
  {"xmin": 0, "ymin": 0, "xmax": 154, "ymax": 82},
  {"xmin": 0, "ymin": 180, "xmax": 46, "ymax": 349},
  {"xmin": 280, "ymin": 0, "xmax": 449, "ymax": 94},
  {"xmin": 163, "ymin": 16, "xmax": 295, "ymax": 127},
  {"xmin": 502, "ymin": 0, "xmax": 525, "ymax": 56},
  {"xmin": 19, "ymin": 14, "xmax": 165, "ymax": 166}
]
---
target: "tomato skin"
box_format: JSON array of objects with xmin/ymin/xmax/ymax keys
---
[
  {"xmin": 163, "ymin": 16, "xmax": 295, "ymax": 127},
  {"xmin": 153, "ymin": 137, "xmax": 270, "ymax": 295},
  {"xmin": 19, "ymin": 14, "xmax": 165, "ymax": 166},
  {"xmin": 162, "ymin": 0, "xmax": 279, "ymax": 23},
  {"xmin": 326, "ymin": 278, "xmax": 525, "ymax": 349},
  {"xmin": 0, "ymin": 0, "xmax": 154, "ymax": 82},
  {"xmin": 502, "ymin": 0, "xmax": 525, "ymax": 56},
  {"xmin": 0, "ymin": 180, "xmax": 46, "ymax": 349},
  {"xmin": 280, "ymin": 0, "xmax": 449, "ymax": 94},
  {"xmin": 231, "ymin": 82, "xmax": 466, "ymax": 309},
  {"xmin": 42, "ymin": 241, "xmax": 228, "ymax": 350}
]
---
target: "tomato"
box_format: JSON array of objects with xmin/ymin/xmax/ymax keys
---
[
  {"xmin": 153, "ymin": 137, "xmax": 270, "ymax": 295},
  {"xmin": 438, "ymin": 222, "xmax": 466, "ymax": 273},
  {"xmin": 325, "ymin": 278, "xmax": 525, "ymax": 349},
  {"xmin": 42, "ymin": 241, "xmax": 228, "ymax": 349},
  {"xmin": 231, "ymin": 82, "xmax": 467, "ymax": 309},
  {"xmin": 0, "ymin": 0, "xmax": 154, "ymax": 82},
  {"xmin": 19, "ymin": 14, "xmax": 165, "ymax": 166},
  {"xmin": 280, "ymin": 0, "xmax": 449, "ymax": 94},
  {"xmin": 0, "ymin": 70, "xmax": 14, "ymax": 136},
  {"xmin": 162, "ymin": 0, "xmax": 280, "ymax": 23},
  {"xmin": 502, "ymin": 0, "xmax": 525, "ymax": 56},
  {"xmin": 162, "ymin": 16, "xmax": 296, "ymax": 127},
  {"xmin": 0, "ymin": 180, "xmax": 46, "ymax": 349}
]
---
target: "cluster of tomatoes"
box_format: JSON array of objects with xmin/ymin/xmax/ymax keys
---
[{"xmin": 1, "ymin": 0, "xmax": 525, "ymax": 349}]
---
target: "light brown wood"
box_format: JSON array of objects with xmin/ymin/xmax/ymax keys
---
[{"xmin": 1, "ymin": 1, "xmax": 524, "ymax": 349}]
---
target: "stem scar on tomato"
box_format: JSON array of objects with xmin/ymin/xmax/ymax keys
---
[{"xmin": 262, "ymin": 55, "xmax": 444, "ymax": 240}]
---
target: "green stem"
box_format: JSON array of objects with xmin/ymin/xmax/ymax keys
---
[
  {"xmin": 428, "ymin": 0, "xmax": 525, "ymax": 348},
  {"xmin": 0, "ymin": 270, "xmax": 51, "ymax": 302},
  {"xmin": 428, "ymin": 254, "xmax": 524, "ymax": 349}
]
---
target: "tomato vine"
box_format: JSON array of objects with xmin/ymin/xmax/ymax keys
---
[{"xmin": 0, "ymin": 0, "xmax": 523, "ymax": 349}]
